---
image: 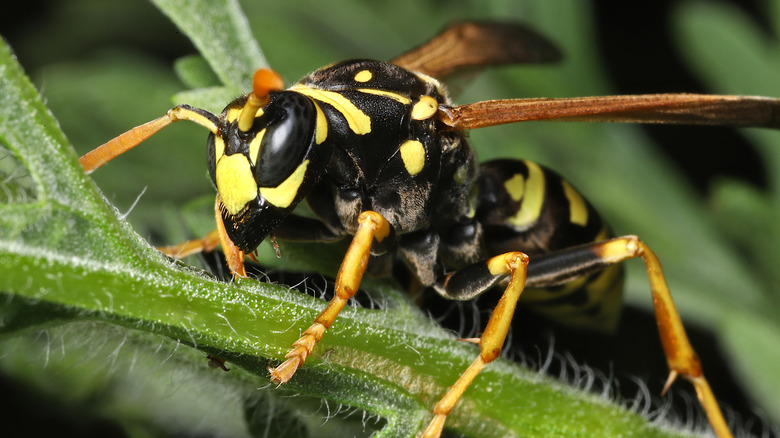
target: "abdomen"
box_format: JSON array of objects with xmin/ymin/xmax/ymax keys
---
[{"xmin": 474, "ymin": 159, "xmax": 624, "ymax": 331}]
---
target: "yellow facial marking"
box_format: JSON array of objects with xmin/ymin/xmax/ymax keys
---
[
  {"xmin": 313, "ymin": 102, "xmax": 328, "ymax": 145},
  {"xmin": 399, "ymin": 140, "xmax": 425, "ymax": 175},
  {"xmin": 213, "ymin": 136, "xmax": 226, "ymax": 162},
  {"xmin": 248, "ymin": 128, "xmax": 266, "ymax": 166},
  {"xmin": 357, "ymin": 88, "xmax": 411, "ymax": 105},
  {"xmin": 216, "ymin": 154, "xmax": 258, "ymax": 216},
  {"xmin": 292, "ymin": 85, "xmax": 371, "ymax": 135},
  {"xmin": 503, "ymin": 174, "xmax": 525, "ymax": 202},
  {"xmin": 561, "ymin": 180, "xmax": 589, "ymax": 226},
  {"xmin": 508, "ymin": 160, "xmax": 545, "ymax": 228},
  {"xmin": 411, "ymin": 95, "xmax": 438, "ymax": 120},
  {"xmin": 226, "ymin": 106, "xmax": 242, "ymax": 124},
  {"xmin": 354, "ymin": 69, "xmax": 373, "ymax": 82},
  {"xmin": 259, "ymin": 159, "xmax": 309, "ymax": 208}
]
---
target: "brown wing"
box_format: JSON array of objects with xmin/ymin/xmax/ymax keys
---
[
  {"xmin": 390, "ymin": 21, "xmax": 561, "ymax": 79},
  {"xmin": 439, "ymin": 94, "xmax": 780, "ymax": 130}
]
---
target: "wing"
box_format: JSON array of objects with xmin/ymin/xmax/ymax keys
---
[
  {"xmin": 439, "ymin": 94, "xmax": 780, "ymax": 130},
  {"xmin": 390, "ymin": 21, "xmax": 561, "ymax": 80}
]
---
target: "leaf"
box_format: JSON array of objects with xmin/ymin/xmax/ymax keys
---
[
  {"xmin": 150, "ymin": 0, "xmax": 267, "ymax": 90},
  {"xmin": 1, "ymin": 0, "xmax": 765, "ymax": 436}
]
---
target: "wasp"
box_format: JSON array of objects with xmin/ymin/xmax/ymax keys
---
[{"xmin": 79, "ymin": 21, "xmax": 780, "ymax": 438}]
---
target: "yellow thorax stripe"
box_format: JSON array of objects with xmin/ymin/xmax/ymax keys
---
[
  {"xmin": 313, "ymin": 102, "xmax": 328, "ymax": 145},
  {"xmin": 356, "ymin": 88, "xmax": 411, "ymax": 105},
  {"xmin": 292, "ymin": 85, "xmax": 371, "ymax": 135}
]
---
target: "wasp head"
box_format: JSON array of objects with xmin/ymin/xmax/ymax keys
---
[{"xmin": 206, "ymin": 90, "xmax": 327, "ymax": 253}]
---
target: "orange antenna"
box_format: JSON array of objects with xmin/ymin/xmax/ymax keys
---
[
  {"xmin": 237, "ymin": 68, "xmax": 284, "ymax": 132},
  {"xmin": 80, "ymin": 105, "xmax": 219, "ymax": 173}
]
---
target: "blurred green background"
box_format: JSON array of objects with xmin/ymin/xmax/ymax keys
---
[{"xmin": 2, "ymin": 0, "xmax": 779, "ymax": 436}]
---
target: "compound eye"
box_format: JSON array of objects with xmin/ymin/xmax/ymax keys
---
[{"xmin": 254, "ymin": 92, "xmax": 316, "ymax": 187}]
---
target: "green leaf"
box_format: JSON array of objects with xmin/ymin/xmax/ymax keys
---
[
  {"xmin": 174, "ymin": 54, "xmax": 221, "ymax": 89},
  {"xmin": 0, "ymin": 9, "xmax": 687, "ymax": 438},
  {"xmin": 150, "ymin": 0, "xmax": 267, "ymax": 91},
  {"xmin": 2, "ymin": 0, "xmax": 772, "ymax": 436}
]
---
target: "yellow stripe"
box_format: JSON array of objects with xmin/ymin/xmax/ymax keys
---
[
  {"xmin": 259, "ymin": 159, "xmax": 309, "ymax": 208},
  {"xmin": 313, "ymin": 102, "xmax": 328, "ymax": 145},
  {"xmin": 292, "ymin": 85, "xmax": 371, "ymax": 135},
  {"xmin": 507, "ymin": 160, "xmax": 545, "ymax": 228},
  {"xmin": 357, "ymin": 88, "xmax": 411, "ymax": 105},
  {"xmin": 561, "ymin": 180, "xmax": 588, "ymax": 226}
]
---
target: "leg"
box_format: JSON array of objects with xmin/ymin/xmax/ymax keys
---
[
  {"xmin": 157, "ymin": 229, "xmax": 221, "ymax": 259},
  {"xmin": 422, "ymin": 251, "xmax": 529, "ymax": 438},
  {"xmin": 268, "ymin": 210, "xmax": 391, "ymax": 384},
  {"xmin": 158, "ymin": 208, "xmax": 344, "ymax": 276},
  {"xmin": 152, "ymin": 199, "xmax": 245, "ymax": 276},
  {"xmin": 213, "ymin": 196, "xmax": 247, "ymax": 277},
  {"xmin": 599, "ymin": 236, "xmax": 731, "ymax": 438},
  {"xmin": 423, "ymin": 235, "xmax": 731, "ymax": 438},
  {"xmin": 524, "ymin": 235, "xmax": 732, "ymax": 438}
]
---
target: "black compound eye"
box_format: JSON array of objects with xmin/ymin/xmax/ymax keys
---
[{"xmin": 254, "ymin": 92, "xmax": 316, "ymax": 187}]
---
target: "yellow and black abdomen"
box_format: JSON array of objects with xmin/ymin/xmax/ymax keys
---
[{"xmin": 474, "ymin": 159, "xmax": 624, "ymax": 331}]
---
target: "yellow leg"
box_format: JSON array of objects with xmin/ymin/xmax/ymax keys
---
[
  {"xmin": 422, "ymin": 251, "xmax": 529, "ymax": 438},
  {"xmin": 268, "ymin": 210, "xmax": 391, "ymax": 384},
  {"xmin": 157, "ymin": 228, "xmax": 221, "ymax": 259},
  {"xmin": 214, "ymin": 196, "xmax": 246, "ymax": 278},
  {"xmin": 596, "ymin": 236, "xmax": 732, "ymax": 438},
  {"xmin": 151, "ymin": 198, "xmax": 246, "ymax": 277}
]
